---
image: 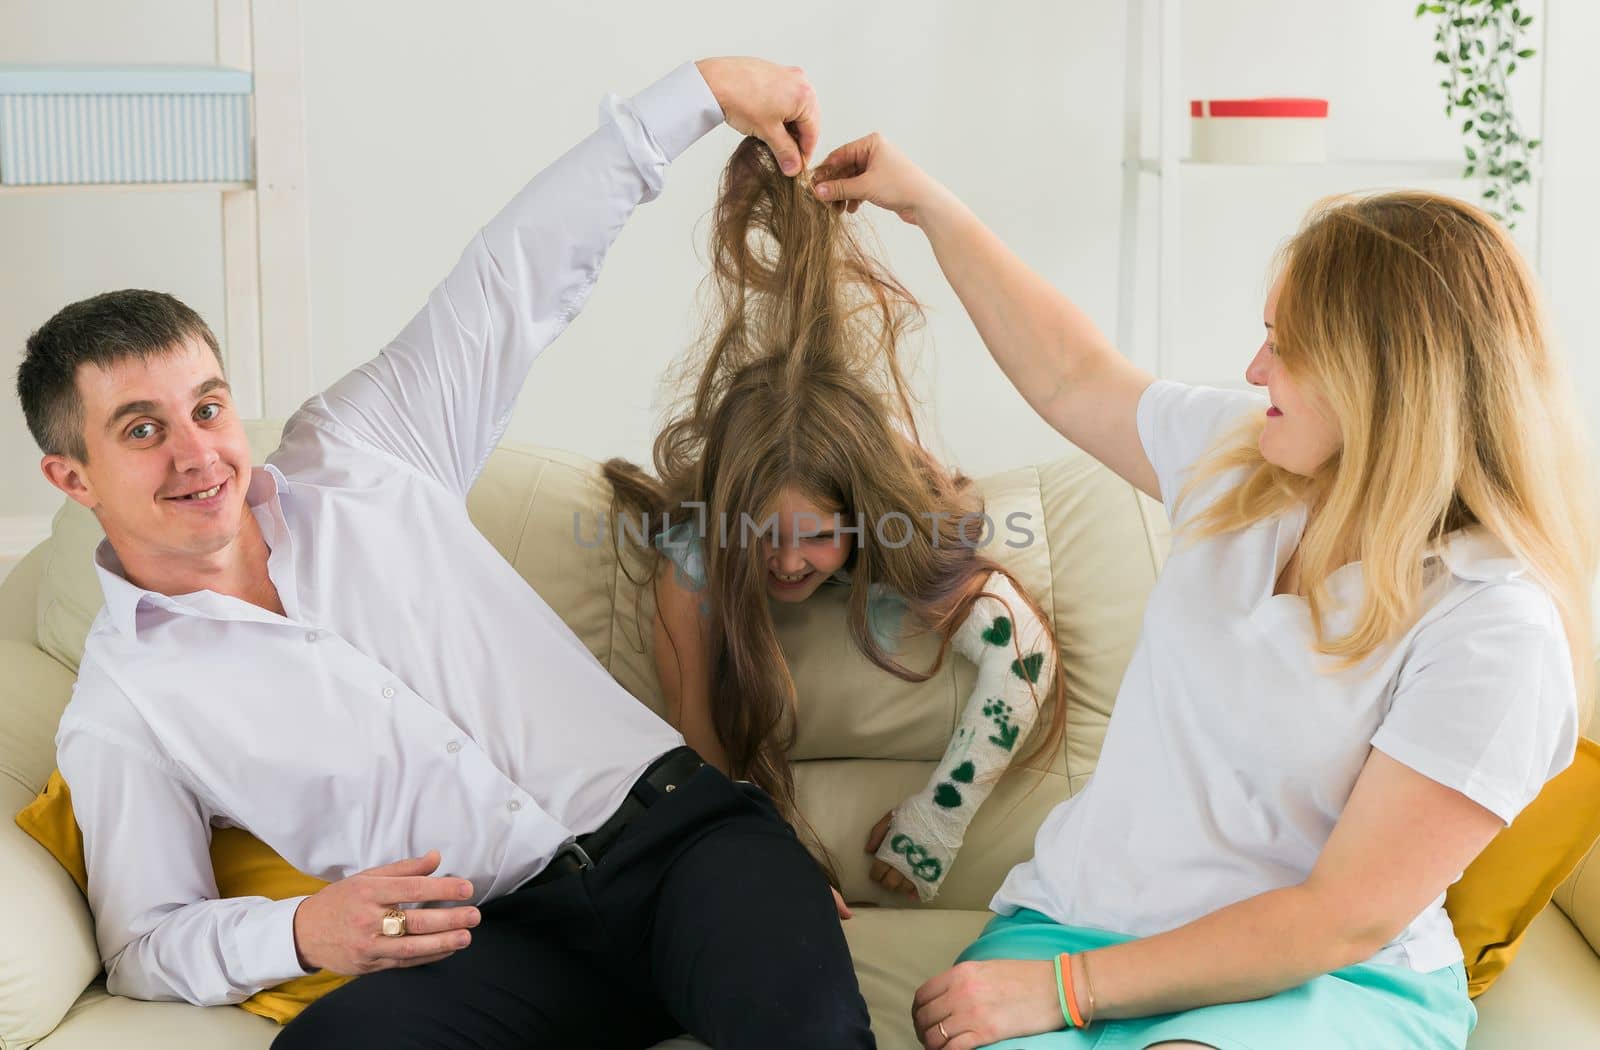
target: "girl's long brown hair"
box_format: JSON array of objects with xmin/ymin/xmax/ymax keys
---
[{"xmin": 605, "ymin": 139, "xmax": 1068, "ymax": 869}]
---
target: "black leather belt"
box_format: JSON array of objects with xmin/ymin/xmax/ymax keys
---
[{"xmin": 529, "ymin": 746, "xmax": 705, "ymax": 887}]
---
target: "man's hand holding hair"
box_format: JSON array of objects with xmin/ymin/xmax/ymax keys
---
[{"xmin": 695, "ymin": 57, "xmax": 819, "ymax": 176}]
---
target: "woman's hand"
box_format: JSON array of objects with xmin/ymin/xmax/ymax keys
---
[
  {"xmin": 695, "ymin": 57, "xmax": 819, "ymax": 176},
  {"xmin": 865, "ymin": 809, "xmax": 921, "ymax": 901},
  {"xmin": 810, "ymin": 133, "xmax": 951, "ymax": 225},
  {"xmin": 912, "ymin": 959, "xmax": 1063, "ymax": 1049}
]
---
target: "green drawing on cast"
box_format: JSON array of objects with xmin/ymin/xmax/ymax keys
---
[
  {"xmin": 1011, "ymin": 651, "xmax": 1044, "ymax": 683},
  {"xmin": 983, "ymin": 699, "xmax": 1020, "ymax": 751},
  {"xmin": 890, "ymin": 833, "xmax": 944, "ymax": 882},
  {"xmin": 934, "ymin": 760, "xmax": 976, "ymax": 808},
  {"xmin": 981, "ymin": 616, "xmax": 1012, "ymax": 647}
]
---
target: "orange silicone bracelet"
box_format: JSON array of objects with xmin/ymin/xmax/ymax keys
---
[{"xmin": 1060, "ymin": 952, "xmax": 1086, "ymax": 1028}]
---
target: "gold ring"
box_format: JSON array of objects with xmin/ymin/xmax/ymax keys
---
[
  {"xmin": 938, "ymin": 1021, "xmax": 949, "ymax": 1041},
  {"xmin": 380, "ymin": 908, "xmax": 408, "ymax": 937}
]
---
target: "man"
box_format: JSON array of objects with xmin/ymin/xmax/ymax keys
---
[{"xmin": 17, "ymin": 57, "xmax": 874, "ymax": 1049}]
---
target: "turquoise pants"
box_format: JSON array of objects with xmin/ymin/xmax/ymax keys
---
[{"xmin": 953, "ymin": 909, "xmax": 1476, "ymax": 1049}]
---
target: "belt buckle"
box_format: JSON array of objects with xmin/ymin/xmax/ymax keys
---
[{"xmin": 556, "ymin": 839, "xmax": 596, "ymax": 871}]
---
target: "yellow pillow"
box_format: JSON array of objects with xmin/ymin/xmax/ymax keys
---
[
  {"xmin": 1447, "ymin": 736, "xmax": 1600, "ymax": 997},
  {"xmin": 14, "ymin": 770, "xmax": 351, "ymax": 1023}
]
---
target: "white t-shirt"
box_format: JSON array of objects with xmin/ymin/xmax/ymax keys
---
[{"xmin": 990, "ymin": 380, "xmax": 1579, "ymax": 972}]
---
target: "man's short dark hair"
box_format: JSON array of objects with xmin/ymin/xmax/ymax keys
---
[{"xmin": 17, "ymin": 290, "xmax": 224, "ymax": 461}]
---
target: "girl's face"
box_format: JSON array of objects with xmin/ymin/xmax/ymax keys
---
[
  {"xmin": 762, "ymin": 485, "xmax": 855, "ymax": 603},
  {"xmin": 1245, "ymin": 280, "xmax": 1343, "ymax": 477}
]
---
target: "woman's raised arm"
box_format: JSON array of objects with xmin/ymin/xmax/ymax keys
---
[{"xmin": 813, "ymin": 134, "xmax": 1159, "ymax": 500}]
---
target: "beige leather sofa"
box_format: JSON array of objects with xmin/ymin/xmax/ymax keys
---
[{"xmin": 3, "ymin": 421, "xmax": 1599, "ymax": 1049}]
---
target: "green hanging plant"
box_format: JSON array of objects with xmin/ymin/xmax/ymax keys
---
[{"xmin": 1415, "ymin": 0, "xmax": 1539, "ymax": 227}]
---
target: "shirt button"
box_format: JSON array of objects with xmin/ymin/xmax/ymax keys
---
[
  {"xmin": 304, "ymin": 631, "xmax": 320, "ymax": 643},
  {"xmin": 381, "ymin": 686, "xmax": 395, "ymax": 699},
  {"xmin": 446, "ymin": 740, "xmax": 461, "ymax": 754},
  {"xmin": 507, "ymin": 800, "xmax": 521, "ymax": 812}
]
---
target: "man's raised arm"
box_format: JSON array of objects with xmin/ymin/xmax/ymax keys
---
[{"xmin": 292, "ymin": 59, "xmax": 818, "ymax": 498}]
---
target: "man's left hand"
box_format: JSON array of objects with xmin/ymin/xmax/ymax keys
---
[
  {"xmin": 695, "ymin": 57, "xmax": 819, "ymax": 176},
  {"xmin": 912, "ymin": 959, "xmax": 1064, "ymax": 1049}
]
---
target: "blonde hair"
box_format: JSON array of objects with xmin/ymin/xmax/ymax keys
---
[{"xmin": 1185, "ymin": 191, "xmax": 1596, "ymax": 721}]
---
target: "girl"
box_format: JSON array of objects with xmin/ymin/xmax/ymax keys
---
[
  {"xmin": 811, "ymin": 135, "xmax": 1596, "ymax": 1050},
  {"xmin": 605, "ymin": 138, "xmax": 1068, "ymax": 907}
]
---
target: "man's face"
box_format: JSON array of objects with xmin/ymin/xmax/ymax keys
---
[{"xmin": 42, "ymin": 339, "xmax": 254, "ymax": 579}]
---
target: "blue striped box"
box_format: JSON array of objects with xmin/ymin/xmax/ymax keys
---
[{"xmin": 0, "ymin": 65, "xmax": 252, "ymax": 186}]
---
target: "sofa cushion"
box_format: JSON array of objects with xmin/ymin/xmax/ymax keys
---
[
  {"xmin": 797, "ymin": 756, "xmax": 1069, "ymax": 912},
  {"xmin": 0, "ymin": 639, "xmax": 72, "ymax": 797},
  {"xmin": 34, "ymin": 499, "xmax": 109, "ymax": 674},
  {"xmin": 842, "ymin": 907, "xmax": 992, "ymax": 1050},
  {"xmin": 464, "ymin": 443, "xmax": 668, "ymax": 712},
  {"xmin": 31, "ymin": 980, "xmax": 710, "ymax": 1050},
  {"xmin": 31, "ymin": 980, "xmax": 279, "ymax": 1050},
  {"xmin": 1462, "ymin": 904, "xmax": 1600, "ymax": 1049},
  {"xmin": 0, "ymin": 543, "xmax": 46, "ymax": 646}
]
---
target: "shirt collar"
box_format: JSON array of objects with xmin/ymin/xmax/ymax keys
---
[
  {"xmin": 93, "ymin": 542, "xmax": 156, "ymax": 638},
  {"xmin": 1282, "ymin": 505, "xmax": 1526, "ymax": 586},
  {"xmin": 94, "ymin": 464, "xmax": 293, "ymax": 637},
  {"xmin": 1433, "ymin": 525, "xmax": 1526, "ymax": 583}
]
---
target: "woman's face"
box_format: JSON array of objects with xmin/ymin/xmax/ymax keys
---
[
  {"xmin": 1245, "ymin": 280, "xmax": 1343, "ymax": 476},
  {"xmin": 762, "ymin": 485, "xmax": 854, "ymax": 603}
]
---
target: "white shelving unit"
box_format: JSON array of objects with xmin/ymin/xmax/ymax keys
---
[
  {"xmin": 1114, "ymin": 0, "xmax": 1549, "ymax": 386},
  {"xmin": 0, "ymin": 0, "xmax": 311, "ymax": 420}
]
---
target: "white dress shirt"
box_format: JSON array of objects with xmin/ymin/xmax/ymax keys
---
[
  {"xmin": 55, "ymin": 63, "xmax": 724, "ymax": 1007},
  {"xmin": 991, "ymin": 380, "xmax": 1579, "ymax": 973}
]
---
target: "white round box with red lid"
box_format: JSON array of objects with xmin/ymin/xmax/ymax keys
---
[{"xmin": 1189, "ymin": 98, "xmax": 1329, "ymax": 164}]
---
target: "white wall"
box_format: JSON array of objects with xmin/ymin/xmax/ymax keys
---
[{"xmin": 1, "ymin": 1, "xmax": 1595, "ymax": 575}]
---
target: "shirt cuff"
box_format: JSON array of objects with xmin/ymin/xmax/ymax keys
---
[
  {"xmin": 628, "ymin": 61, "xmax": 725, "ymax": 163},
  {"xmin": 231, "ymin": 895, "xmax": 318, "ymax": 985}
]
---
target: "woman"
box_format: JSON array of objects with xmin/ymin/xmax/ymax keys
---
[
  {"xmin": 810, "ymin": 136, "xmax": 1596, "ymax": 1049},
  {"xmin": 604, "ymin": 137, "xmax": 1068, "ymax": 907}
]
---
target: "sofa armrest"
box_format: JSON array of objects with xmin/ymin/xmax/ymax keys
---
[
  {"xmin": 0, "ymin": 642, "xmax": 100, "ymax": 1048},
  {"xmin": 0, "ymin": 783, "xmax": 101, "ymax": 1049}
]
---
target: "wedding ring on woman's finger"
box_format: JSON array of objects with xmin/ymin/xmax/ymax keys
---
[
  {"xmin": 380, "ymin": 907, "xmax": 408, "ymax": 937},
  {"xmin": 938, "ymin": 1020, "xmax": 949, "ymax": 1041}
]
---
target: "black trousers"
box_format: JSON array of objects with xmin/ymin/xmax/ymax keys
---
[{"xmin": 272, "ymin": 764, "xmax": 875, "ymax": 1050}]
